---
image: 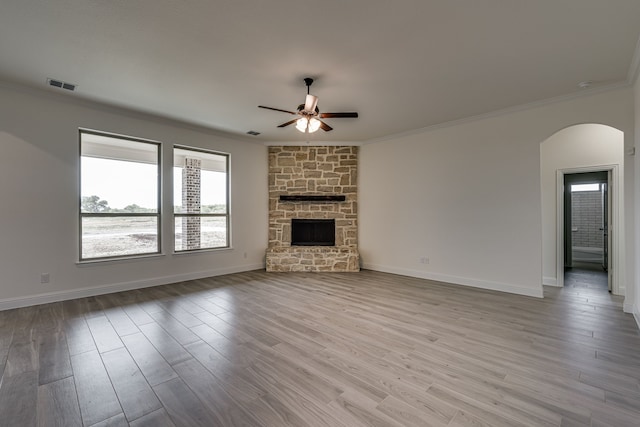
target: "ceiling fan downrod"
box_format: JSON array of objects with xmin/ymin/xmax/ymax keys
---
[{"xmin": 304, "ymin": 77, "xmax": 314, "ymax": 94}]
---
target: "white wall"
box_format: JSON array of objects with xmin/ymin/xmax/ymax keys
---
[
  {"xmin": 540, "ymin": 124, "xmax": 624, "ymax": 291},
  {"xmin": 0, "ymin": 83, "xmax": 268, "ymax": 309},
  {"xmin": 360, "ymin": 87, "xmax": 635, "ymax": 298}
]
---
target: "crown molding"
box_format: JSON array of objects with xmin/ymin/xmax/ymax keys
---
[
  {"xmin": 3, "ymin": 69, "xmax": 635, "ymax": 150},
  {"xmin": 627, "ymin": 35, "xmax": 640, "ymax": 85},
  {"xmin": 363, "ymin": 80, "xmax": 631, "ymax": 145}
]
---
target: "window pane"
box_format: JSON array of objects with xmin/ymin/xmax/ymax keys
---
[
  {"xmin": 201, "ymin": 170, "xmax": 227, "ymax": 213},
  {"xmin": 81, "ymin": 216, "xmax": 158, "ymax": 259},
  {"xmin": 173, "ymin": 148, "xmax": 227, "ymax": 214},
  {"xmin": 81, "ymin": 157, "xmax": 158, "ymax": 213},
  {"xmin": 174, "ymin": 216, "xmax": 228, "ymax": 251},
  {"xmin": 81, "ymin": 132, "xmax": 159, "ymax": 213},
  {"xmin": 571, "ymin": 183, "xmax": 600, "ymax": 192},
  {"xmin": 173, "ymin": 146, "xmax": 229, "ymax": 253},
  {"xmin": 80, "ymin": 131, "xmax": 161, "ymax": 260}
]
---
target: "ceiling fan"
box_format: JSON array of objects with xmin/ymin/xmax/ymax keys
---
[{"xmin": 259, "ymin": 78, "xmax": 358, "ymax": 133}]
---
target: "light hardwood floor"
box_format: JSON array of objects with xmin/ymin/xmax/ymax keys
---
[{"xmin": 0, "ymin": 269, "xmax": 639, "ymax": 426}]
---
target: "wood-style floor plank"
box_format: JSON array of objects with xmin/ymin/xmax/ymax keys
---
[
  {"xmin": 101, "ymin": 347, "xmax": 162, "ymax": 422},
  {"xmin": 0, "ymin": 370, "xmax": 38, "ymax": 427},
  {"xmin": 138, "ymin": 322, "xmax": 192, "ymax": 366},
  {"xmin": 88, "ymin": 413, "xmax": 128, "ymax": 427},
  {"xmin": 128, "ymin": 409, "xmax": 175, "ymax": 427},
  {"xmin": 70, "ymin": 350, "xmax": 122, "ymax": 426},
  {"xmin": 4, "ymin": 307, "xmax": 38, "ymax": 378},
  {"xmin": 147, "ymin": 310, "xmax": 200, "ymax": 346},
  {"xmin": 37, "ymin": 331, "xmax": 72, "ymax": 386},
  {"xmin": 0, "ymin": 267, "xmax": 638, "ymax": 426},
  {"xmin": 120, "ymin": 303, "xmax": 154, "ymax": 327},
  {"xmin": 85, "ymin": 315, "xmax": 124, "ymax": 354},
  {"xmin": 64, "ymin": 317, "xmax": 97, "ymax": 356},
  {"xmin": 184, "ymin": 340, "xmax": 265, "ymax": 403},
  {"xmin": 101, "ymin": 307, "xmax": 140, "ymax": 338},
  {"xmin": 120, "ymin": 332, "xmax": 178, "ymax": 387},
  {"xmin": 172, "ymin": 358, "xmax": 262, "ymax": 426},
  {"xmin": 327, "ymin": 389, "xmax": 405, "ymax": 427},
  {"xmin": 152, "ymin": 378, "xmax": 219, "ymax": 427},
  {"xmin": 36, "ymin": 376, "xmax": 82, "ymax": 427}
]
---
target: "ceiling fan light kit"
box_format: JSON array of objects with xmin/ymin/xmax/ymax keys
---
[
  {"xmin": 308, "ymin": 118, "xmax": 321, "ymax": 132},
  {"xmin": 296, "ymin": 117, "xmax": 321, "ymax": 133},
  {"xmin": 259, "ymin": 77, "xmax": 358, "ymax": 134}
]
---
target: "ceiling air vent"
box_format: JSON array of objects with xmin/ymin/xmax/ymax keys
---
[
  {"xmin": 246, "ymin": 130, "xmax": 261, "ymax": 136},
  {"xmin": 47, "ymin": 78, "xmax": 77, "ymax": 91}
]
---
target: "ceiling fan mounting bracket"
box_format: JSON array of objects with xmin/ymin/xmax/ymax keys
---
[{"xmin": 303, "ymin": 77, "xmax": 314, "ymax": 89}]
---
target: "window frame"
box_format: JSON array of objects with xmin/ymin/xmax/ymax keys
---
[
  {"xmin": 173, "ymin": 144, "xmax": 230, "ymax": 253},
  {"xmin": 79, "ymin": 129, "xmax": 162, "ymax": 262}
]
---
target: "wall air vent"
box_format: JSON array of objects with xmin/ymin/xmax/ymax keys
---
[{"xmin": 47, "ymin": 78, "xmax": 77, "ymax": 91}]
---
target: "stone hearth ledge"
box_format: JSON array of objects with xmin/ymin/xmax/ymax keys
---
[{"xmin": 266, "ymin": 247, "xmax": 360, "ymax": 272}]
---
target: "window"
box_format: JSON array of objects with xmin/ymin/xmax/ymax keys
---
[
  {"xmin": 571, "ymin": 183, "xmax": 601, "ymax": 192},
  {"xmin": 80, "ymin": 130, "xmax": 161, "ymax": 260},
  {"xmin": 173, "ymin": 146, "xmax": 229, "ymax": 251}
]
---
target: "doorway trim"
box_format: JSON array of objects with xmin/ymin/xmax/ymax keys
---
[{"xmin": 555, "ymin": 164, "xmax": 619, "ymax": 293}]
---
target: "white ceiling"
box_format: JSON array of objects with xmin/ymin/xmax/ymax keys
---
[{"xmin": 2, "ymin": 0, "xmax": 640, "ymax": 142}]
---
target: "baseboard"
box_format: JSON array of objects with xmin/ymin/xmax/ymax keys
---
[
  {"xmin": 629, "ymin": 303, "xmax": 640, "ymax": 330},
  {"xmin": 622, "ymin": 302, "xmax": 640, "ymax": 330},
  {"xmin": 543, "ymin": 276, "xmax": 559, "ymax": 287},
  {"xmin": 362, "ymin": 263, "xmax": 544, "ymax": 298},
  {"xmin": 0, "ymin": 263, "xmax": 265, "ymax": 311}
]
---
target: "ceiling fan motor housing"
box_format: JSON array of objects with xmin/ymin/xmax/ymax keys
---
[{"xmin": 297, "ymin": 104, "xmax": 320, "ymax": 116}]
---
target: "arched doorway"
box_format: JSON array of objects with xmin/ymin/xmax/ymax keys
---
[{"xmin": 540, "ymin": 124, "xmax": 624, "ymax": 294}]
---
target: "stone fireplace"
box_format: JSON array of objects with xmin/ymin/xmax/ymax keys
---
[{"xmin": 266, "ymin": 146, "xmax": 360, "ymax": 272}]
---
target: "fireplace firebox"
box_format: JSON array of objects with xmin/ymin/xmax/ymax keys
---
[{"xmin": 291, "ymin": 219, "xmax": 335, "ymax": 246}]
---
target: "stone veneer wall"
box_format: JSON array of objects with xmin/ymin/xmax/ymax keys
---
[{"xmin": 266, "ymin": 146, "xmax": 359, "ymax": 272}]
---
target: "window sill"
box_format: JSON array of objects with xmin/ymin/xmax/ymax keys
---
[
  {"xmin": 172, "ymin": 246, "xmax": 233, "ymax": 256},
  {"xmin": 76, "ymin": 253, "xmax": 165, "ymax": 266}
]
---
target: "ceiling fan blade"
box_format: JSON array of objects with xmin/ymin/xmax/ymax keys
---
[
  {"xmin": 304, "ymin": 95, "xmax": 318, "ymax": 112},
  {"xmin": 258, "ymin": 105, "xmax": 297, "ymax": 115},
  {"xmin": 277, "ymin": 119, "xmax": 298, "ymax": 128},
  {"xmin": 318, "ymin": 120, "xmax": 333, "ymax": 132},
  {"xmin": 319, "ymin": 112, "xmax": 359, "ymax": 118}
]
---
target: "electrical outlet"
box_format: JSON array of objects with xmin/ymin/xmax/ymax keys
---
[
  {"xmin": 419, "ymin": 257, "xmax": 429, "ymax": 265},
  {"xmin": 40, "ymin": 273, "xmax": 50, "ymax": 284}
]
